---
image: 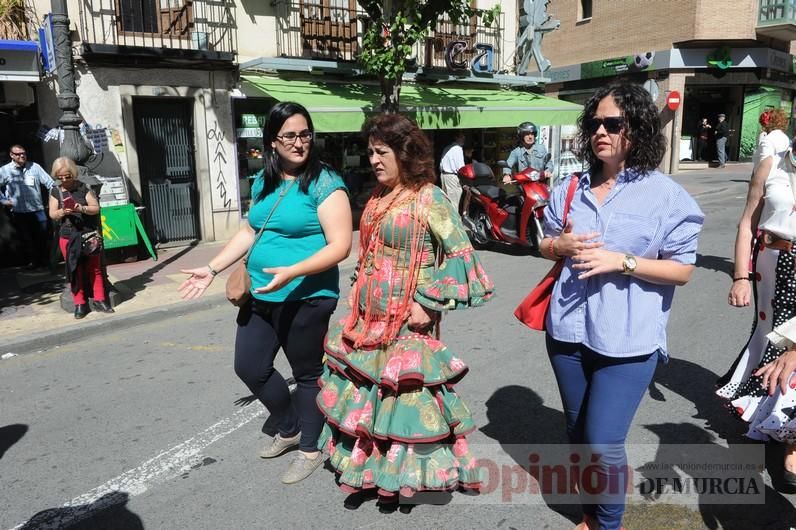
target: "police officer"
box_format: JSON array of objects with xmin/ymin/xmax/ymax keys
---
[{"xmin": 502, "ymin": 122, "xmax": 553, "ymax": 184}]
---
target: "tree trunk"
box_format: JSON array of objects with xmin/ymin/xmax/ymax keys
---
[{"xmin": 380, "ymin": 77, "xmax": 401, "ymax": 114}]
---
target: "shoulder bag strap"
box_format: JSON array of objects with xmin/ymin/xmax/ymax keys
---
[
  {"xmin": 561, "ymin": 173, "xmax": 580, "ymax": 226},
  {"xmin": 243, "ymin": 177, "xmax": 297, "ymax": 264}
]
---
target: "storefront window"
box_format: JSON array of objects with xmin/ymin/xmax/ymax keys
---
[
  {"xmin": 232, "ymin": 97, "xmax": 374, "ymax": 218},
  {"xmin": 233, "ymin": 97, "xmax": 273, "ymax": 217}
]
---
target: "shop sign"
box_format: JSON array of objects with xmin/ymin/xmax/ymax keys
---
[
  {"xmin": 241, "ymin": 114, "xmax": 265, "ymax": 128},
  {"xmin": 548, "ymin": 63, "xmax": 581, "ymax": 83},
  {"xmin": 768, "ymin": 49, "xmax": 792, "ymax": 73},
  {"xmin": 444, "ymin": 40, "xmax": 495, "ymax": 74},
  {"xmin": 581, "ymin": 51, "xmax": 656, "ymax": 80},
  {"xmin": 237, "ymin": 127, "xmax": 262, "ymax": 139},
  {"xmin": 706, "ymin": 46, "xmax": 733, "ymax": 70},
  {"xmin": 0, "ymin": 41, "xmax": 40, "ymax": 82},
  {"xmin": 39, "ymin": 14, "xmax": 56, "ymax": 75}
]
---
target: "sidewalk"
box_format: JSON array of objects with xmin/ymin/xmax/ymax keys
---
[
  {"xmin": 673, "ymin": 161, "xmax": 752, "ymax": 199},
  {"xmin": 1, "ymin": 237, "xmax": 360, "ymax": 355}
]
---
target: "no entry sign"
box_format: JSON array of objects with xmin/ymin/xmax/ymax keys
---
[{"xmin": 666, "ymin": 90, "xmax": 681, "ymax": 111}]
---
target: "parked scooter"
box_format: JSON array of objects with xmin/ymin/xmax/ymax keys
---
[{"xmin": 457, "ymin": 155, "xmax": 551, "ymax": 251}]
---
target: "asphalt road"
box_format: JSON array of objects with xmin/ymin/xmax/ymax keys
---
[{"xmin": 3, "ymin": 169, "xmax": 796, "ymax": 529}]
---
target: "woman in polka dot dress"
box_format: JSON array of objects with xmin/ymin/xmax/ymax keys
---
[{"xmin": 719, "ymin": 128, "xmax": 796, "ymax": 485}]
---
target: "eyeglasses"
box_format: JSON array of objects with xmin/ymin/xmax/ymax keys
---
[
  {"xmin": 276, "ymin": 131, "xmax": 313, "ymax": 145},
  {"xmin": 584, "ymin": 116, "xmax": 625, "ymax": 135},
  {"xmin": 11, "ymin": 151, "xmax": 26, "ymax": 157}
]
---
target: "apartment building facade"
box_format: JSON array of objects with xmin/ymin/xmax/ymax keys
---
[
  {"xmin": 231, "ymin": 0, "xmax": 580, "ymax": 217},
  {"xmin": 540, "ymin": 0, "xmax": 796, "ymax": 173},
  {"xmin": 2, "ymin": 0, "xmax": 579, "ymax": 244}
]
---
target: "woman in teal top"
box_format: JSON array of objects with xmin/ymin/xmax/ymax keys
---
[{"xmin": 179, "ymin": 102, "xmax": 352, "ymax": 484}]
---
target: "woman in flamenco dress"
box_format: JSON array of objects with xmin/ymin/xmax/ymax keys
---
[{"xmin": 316, "ymin": 113, "xmax": 495, "ymax": 510}]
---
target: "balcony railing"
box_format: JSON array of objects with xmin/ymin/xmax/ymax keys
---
[
  {"xmin": 757, "ymin": 0, "xmax": 796, "ymax": 40},
  {"xmin": 273, "ymin": 0, "xmax": 362, "ymax": 61},
  {"xmin": 78, "ymin": 0, "xmax": 236, "ymax": 60},
  {"xmin": 273, "ymin": 0, "xmax": 502, "ymax": 71}
]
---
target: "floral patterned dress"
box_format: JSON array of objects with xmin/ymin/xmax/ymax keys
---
[{"xmin": 316, "ymin": 184, "xmax": 494, "ymax": 497}]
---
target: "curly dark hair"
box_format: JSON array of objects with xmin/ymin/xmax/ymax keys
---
[
  {"xmin": 575, "ymin": 83, "xmax": 666, "ymax": 176},
  {"xmin": 361, "ymin": 114, "xmax": 436, "ymax": 189}
]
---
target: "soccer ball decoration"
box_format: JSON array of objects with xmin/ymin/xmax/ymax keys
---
[{"xmin": 633, "ymin": 51, "xmax": 655, "ymax": 70}]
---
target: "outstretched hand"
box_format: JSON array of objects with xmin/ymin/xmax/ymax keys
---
[{"xmin": 179, "ymin": 267, "xmax": 213, "ymax": 299}]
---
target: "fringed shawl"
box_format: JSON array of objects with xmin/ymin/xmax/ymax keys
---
[{"xmin": 344, "ymin": 184, "xmax": 433, "ymax": 348}]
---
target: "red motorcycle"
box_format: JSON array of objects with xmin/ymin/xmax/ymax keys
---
[{"xmin": 457, "ymin": 157, "xmax": 551, "ymax": 251}]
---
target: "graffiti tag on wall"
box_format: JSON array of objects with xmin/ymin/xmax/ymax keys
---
[{"xmin": 207, "ymin": 120, "xmax": 236, "ymax": 211}]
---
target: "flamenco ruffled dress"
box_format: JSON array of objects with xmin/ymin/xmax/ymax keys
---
[{"xmin": 316, "ymin": 185, "xmax": 494, "ymax": 498}]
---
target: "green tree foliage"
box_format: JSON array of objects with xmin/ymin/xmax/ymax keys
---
[{"xmin": 358, "ymin": 0, "xmax": 500, "ymax": 113}]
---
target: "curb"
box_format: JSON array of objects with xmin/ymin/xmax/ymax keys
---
[
  {"xmin": 3, "ymin": 261, "xmax": 358, "ymax": 356},
  {"xmin": 3, "ymin": 294, "xmax": 228, "ymax": 356}
]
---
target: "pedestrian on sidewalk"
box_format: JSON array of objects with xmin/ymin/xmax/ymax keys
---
[
  {"xmin": 316, "ymin": 114, "xmax": 494, "ymax": 512},
  {"xmin": 721, "ymin": 112, "xmax": 796, "ymax": 489},
  {"xmin": 48, "ymin": 157, "xmax": 114, "ymax": 319},
  {"xmin": 179, "ymin": 101, "xmax": 352, "ymax": 484},
  {"xmin": 696, "ymin": 117, "xmax": 712, "ymax": 161},
  {"xmin": 539, "ymin": 83, "xmax": 704, "ymax": 530},
  {"xmin": 715, "ymin": 113, "xmax": 729, "ymax": 167},
  {"xmin": 439, "ymin": 131, "xmax": 466, "ymax": 210},
  {"xmin": 0, "ymin": 144, "xmax": 55, "ymax": 268}
]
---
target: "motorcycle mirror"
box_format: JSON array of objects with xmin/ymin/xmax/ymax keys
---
[{"xmin": 496, "ymin": 160, "xmax": 509, "ymax": 168}]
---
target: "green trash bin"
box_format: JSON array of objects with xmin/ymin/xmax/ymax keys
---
[{"xmin": 101, "ymin": 203, "xmax": 156, "ymax": 260}]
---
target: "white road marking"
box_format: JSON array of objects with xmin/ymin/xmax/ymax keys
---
[{"xmin": 10, "ymin": 403, "xmax": 265, "ymax": 530}]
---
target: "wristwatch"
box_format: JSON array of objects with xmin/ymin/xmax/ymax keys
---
[
  {"xmin": 207, "ymin": 264, "xmax": 219, "ymax": 277},
  {"xmin": 621, "ymin": 255, "xmax": 637, "ymax": 275}
]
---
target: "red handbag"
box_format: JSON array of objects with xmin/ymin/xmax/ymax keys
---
[{"xmin": 514, "ymin": 176, "xmax": 579, "ymax": 331}]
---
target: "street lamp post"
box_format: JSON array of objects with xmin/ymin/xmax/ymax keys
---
[
  {"xmin": 50, "ymin": 0, "xmax": 123, "ymax": 311},
  {"xmin": 50, "ymin": 0, "xmax": 92, "ymax": 166}
]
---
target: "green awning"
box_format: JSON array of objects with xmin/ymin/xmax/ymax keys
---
[{"xmin": 241, "ymin": 75, "xmax": 582, "ymax": 133}]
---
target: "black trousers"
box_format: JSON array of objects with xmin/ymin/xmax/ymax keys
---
[
  {"xmin": 235, "ymin": 297, "xmax": 337, "ymax": 452},
  {"xmin": 11, "ymin": 210, "xmax": 49, "ymax": 267}
]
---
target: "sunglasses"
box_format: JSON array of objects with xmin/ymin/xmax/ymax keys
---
[
  {"xmin": 11, "ymin": 152, "xmax": 26, "ymax": 157},
  {"xmin": 584, "ymin": 116, "xmax": 625, "ymax": 135}
]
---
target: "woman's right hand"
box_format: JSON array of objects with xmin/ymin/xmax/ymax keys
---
[
  {"xmin": 728, "ymin": 279, "xmax": 752, "ymax": 307},
  {"xmin": 554, "ymin": 219, "xmax": 603, "ymax": 258},
  {"xmin": 179, "ymin": 267, "xmax": 214, "ymax": 299}
]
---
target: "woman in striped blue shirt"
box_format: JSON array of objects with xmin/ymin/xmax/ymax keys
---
[{"xmin": 539, "ymin": 84, "xmax": 705, "ymax": 530}]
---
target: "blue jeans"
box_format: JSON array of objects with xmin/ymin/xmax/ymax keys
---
[
  {"xmin": 546, "ymin": 335, "xmax": 660, "ymax": 530},
  {"xmin": 716, "ymin": 137, "xmax": 727, "ymax": 166}
]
